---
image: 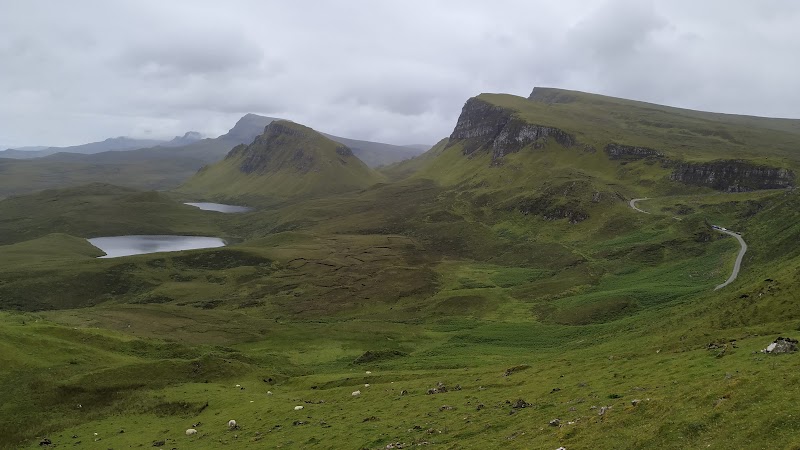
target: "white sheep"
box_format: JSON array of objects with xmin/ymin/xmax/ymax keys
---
[
  {"xmin": 228, "ymin": 419, "xmax": 237, "ymax": 429},
  {"xmin": 364, "ymin": 383, "xmax": 370, "ymax": 387},
  {"xmin": 267, "ymin": 391, "xmax": 273, "ymax": 395},
  {"xmin": 365, "ymin": 371, "xmax": 372, "ymax": 374},
  {"xmin": 294, "ymin": 405, "xmax": 304, "ymax": 411},
  {"xmin": 185, "ymin": 428, "xmax": 197, "ymax": 436},
  {"xmin": 352, "ymin": 390, "xmax": 361, "ymax": 396}
]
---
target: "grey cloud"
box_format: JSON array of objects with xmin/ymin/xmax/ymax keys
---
[
  {"xmin": 119, "ymin": 31, "xmax": 264, "ymax": 78},
  {"xmin": 1, "ymin": 0, "xmax": 799, "ymax": 148}
]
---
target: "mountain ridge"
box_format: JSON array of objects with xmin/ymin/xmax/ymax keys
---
[{"xmin": 179, "ymin": 120, "xmax": 383, "ymax": 204}]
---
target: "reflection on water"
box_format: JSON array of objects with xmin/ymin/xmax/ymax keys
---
[
  {"xmin": 184, "ymin": 202, "xmax": 253, "ymax": 213},
  {"xmin": 87, "ymin": 235, "xmax": 226, "ymax": 258}
]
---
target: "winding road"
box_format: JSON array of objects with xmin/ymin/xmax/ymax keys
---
[
  {"xmin": 711, "ymin": 228, "xmax": 747, "ymax": 290},
  {"xmin": 628, "ymin": 197, "xmax": 747, "ymax": 290},
  {"xmin": 629, "ymin": 198, "xmax": 650, "ymax": 214}
]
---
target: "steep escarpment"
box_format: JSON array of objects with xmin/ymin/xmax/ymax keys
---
[
  {"xmin": 670, "ymin": 160, "xmax": 795, "ymax": 192},
  {"xmin": 447, "ymin": 98, "xmax": 576, "ymax": 163},
  {"xmin": 180, "ymin": 120, "xmax": 382, "ymax": 202}
]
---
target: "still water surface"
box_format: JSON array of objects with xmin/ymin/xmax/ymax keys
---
[
  {"xmin": 184, "ymin": 202, "xmax": 252, "ymax": 213},
  {"xmin": 88, "ymin": 235, "xmax": 226, "ymax": 258}
]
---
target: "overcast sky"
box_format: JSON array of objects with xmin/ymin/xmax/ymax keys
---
[{"xmin": 2, "ymin": 0, "xmax": 799, "ymax": 148}]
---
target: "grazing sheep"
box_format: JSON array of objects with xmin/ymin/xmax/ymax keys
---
[
  {"xmin": 352, "ymin": 390, "xmax": 361, "ymax": 396},
  {"xmin": 294, "ymin": 405, "xmax": 304, "ymax": 411},
  {"xmin": 365, "ymin": 371, "xmax": 372, "ymax": 374},
  {"xmin": 364, "ymin": 383, "xmax": 370, "ymax": 387},
  {"xmin": 228, "ymin": 419, "xmax": 238, "ymax": 429},
  {"xmin": 185, "ymin": 428, "xmax": 197, "ymax": 436},
  {"xmin": 267, "ymin": 391, "xmax": 273, "ymax": 395}
]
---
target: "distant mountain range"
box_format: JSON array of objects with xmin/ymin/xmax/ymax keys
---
[
  {"xmin": 0, "ymin": 115, "xmax": 428, "ymax": 167},
  {"xmin": 0, "ymin": 132, "xmax": 205, "ymax": 159},
  {"xmin": 0, "ymin": 114, "xmax": 429, "ymax": 198}
]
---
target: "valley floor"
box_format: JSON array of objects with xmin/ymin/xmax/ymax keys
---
[{"xmin": 2, "ymin": 183, "xmax": 800, "ymax": 449}]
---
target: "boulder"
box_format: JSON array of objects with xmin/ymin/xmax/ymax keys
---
[{"xmin": 762, "ymin": 336, "xmax": 798, "ymax": 354}]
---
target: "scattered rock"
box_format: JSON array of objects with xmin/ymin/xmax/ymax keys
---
[
  {"xmin": 426, "ymin": 382, "xmax": 448, "ymax": 395},
  {"xmin": 476, "ymin": 403, "xmax": 485, "ymax": 411},
  {"xmin": 762, "ymin": 337, "xmax": 798, "ymax": 354},
  {"xmin": 549, "ymin": 418, "xmax": 560, "ymax": 427},
  {"xmin": 598, "ymin": 406, "xmax": 610, "ymax": 416},
  {"xmin": 511, "ymin": 398, "xmax": 532, "ymax": 409},
  {"xmin": 439, "ymin": 405, "xmax": 453, "ymax": 411},
  {"xmin": 39, "ymin": 438, "xmax": 52, "ymax": 446},
  {"xmin": 550, "ymin": 388, "xmax": 561, "ymax": 393},
  {"xmin": 631, "ymin": 399, "xmax": 641, "ymax": 406},
  {"xmin": 400, "ymin": 389, "xmax": 409, "ymax": 396},
  {"xmin": 292, "ymin": 420, "xmax": 307, "ymax": 426},
  {"xmin": 363, "ymin": 416, "xmax": 379, "ymax": 422},
  {"xmin": 152, "ymin": 440, "xmax": 165, "ymax": 447}
]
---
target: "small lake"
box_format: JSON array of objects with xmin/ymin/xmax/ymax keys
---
[
  {"xmin": 88, "ymin": 235, "xmax": 226, "ymax": 258},
  {"xmin": 184, "ymin": 202, "xmax": 253, "ymax": 213}
]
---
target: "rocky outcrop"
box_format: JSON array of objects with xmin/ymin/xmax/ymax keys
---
[
  {"xmin": 762, "ymin": 337, "xmax": 797, "ymax": 354},
  {"xmin": 604, "ymin": 143, "xmax": 664, "ymax": 161},
  {"xmin": 448, "ymin": 98, "xmax": 575, "ymax": 164},
  {"xmin": 670, "ymin": 160, "xmax": 794, "ymax": 192}
]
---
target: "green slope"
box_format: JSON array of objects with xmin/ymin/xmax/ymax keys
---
[
  {"xmin": 0, "ymin": 183, "xmax": 221, "ymax": 245},
  {"xmin": 179, "ymin": 120, "xmax": 384, "ymax": 205},
  {"xmin": 4, "ymin": 89, "xmax": 800, "ymax": 449}
]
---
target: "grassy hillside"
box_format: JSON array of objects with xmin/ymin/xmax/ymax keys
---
[
  {"xmin": 3, "ymin": 89, "xmax": 800, "ymax": 448},
  {"xmin": 508, "ymin": 89, "xmax": 800, "ymax": 166},
  {"xmin": 179, "ymin": 120, "xmax": 384, "ymax": 205},
  {"xmin": 0, "ymin": 155, "xmax": 209, "ymax": 199},
  {"xmin": 0, "ymin": 183, "xmax": 221, "ymax": 245}
]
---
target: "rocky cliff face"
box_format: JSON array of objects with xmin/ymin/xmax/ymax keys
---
[
  {"xmin": 670, "ymin": 160, "xmax": 795, "ymax": 192},
  {"xmin": 448, "ymin": 98, "xmax": 575, "ymax": 164},
  {"xmin": 604, "ymin": 143, "xmax": 664, "ymax": 161}
]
